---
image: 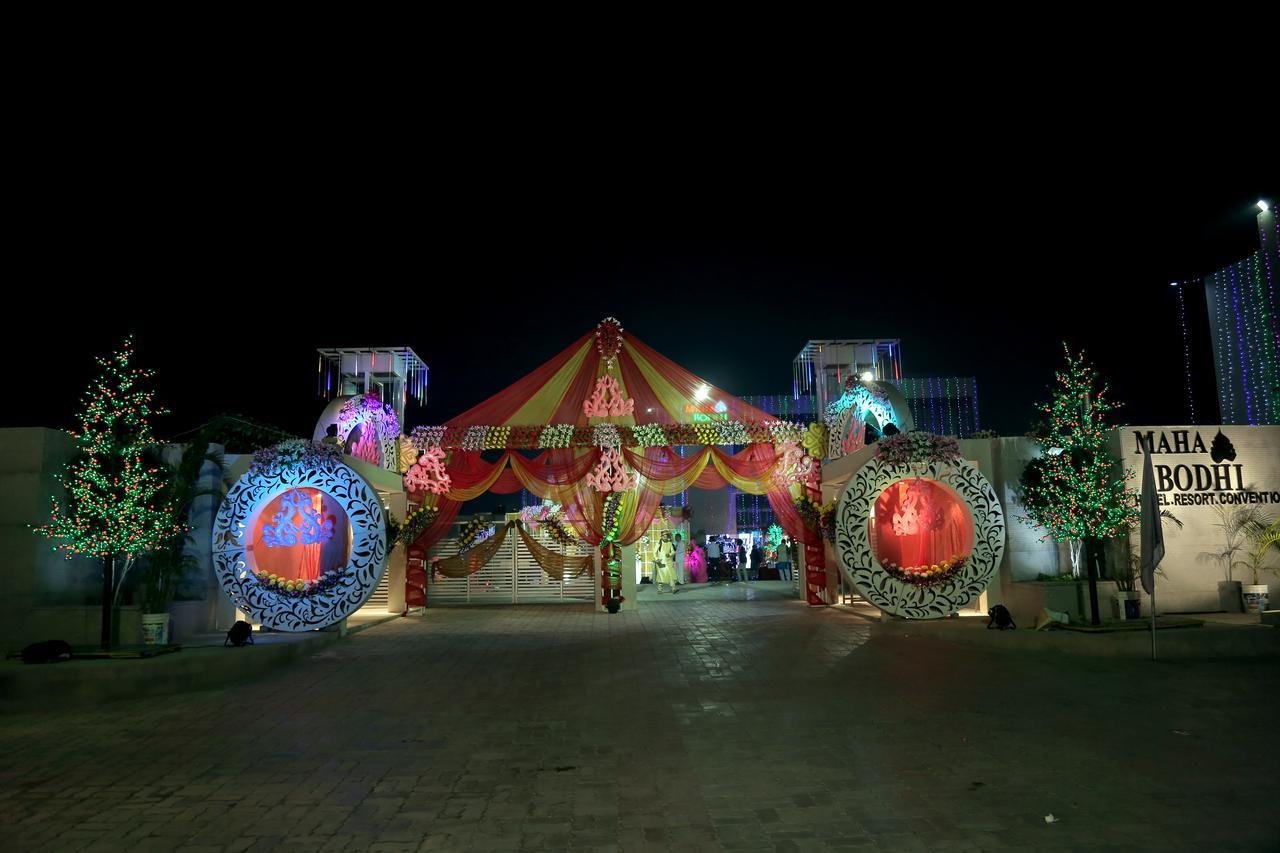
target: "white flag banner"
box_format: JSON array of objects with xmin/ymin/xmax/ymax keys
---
[{"xmin": 1139, "ymin": 444, "xmax": 1164, "ymax": 596}]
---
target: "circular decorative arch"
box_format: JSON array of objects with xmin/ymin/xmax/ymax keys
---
[
  {"xmin": 825, "ymin": 380, "xmax": 914, "ymax": 459},
  {"xmin": 333, "ymin": 391, "xmax": 400, "ymax": 470},
  {"xmin": 212, "ymin": 453, "xmax": 387, "ymax": 631},
  {"xmin": 835, "ymin": 456, "xmax": 1004, "ymax": 619}
]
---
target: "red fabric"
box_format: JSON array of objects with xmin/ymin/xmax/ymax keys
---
[
  {"xmin": 623, "ymin": 335, "xmax": 773, "ymax": 423},
  {"xmin": 562, "ymin": 484, "xmax": 662, "ymax": 547},
  {"xmin": 410, "ymin": 497, "xmax": 464, "ymax": 552},
  {"xmin": 617, "ymin": 350, "xmax": 676, "ymax": 423},
  {"xmin": 710, "ymin": 444, "xmax": 779, "ymax": 481},
  {"xmin": 510, "ymin": 448, "xmax": 601, "ymax": 489},
  {"xmin": 550, "ymin": 348, "xmax": 603, "ymax": 425},
  {"xmin": 766, "ymin": 487, "xmax": 822, "ymax": 549},
  {"xmin": 444, "ymin": 332, "xmax": 593, "ymax": 428},
  {"xmin": 621, "ymin": 446, "xmax": 710, "ymax": 481}
]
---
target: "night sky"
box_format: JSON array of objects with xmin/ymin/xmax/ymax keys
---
[{"xmin": 9, "ymin": 162, "xmax": 1273, "ymax": 441}]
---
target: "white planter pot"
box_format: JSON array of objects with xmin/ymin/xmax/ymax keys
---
[
  {"xmin": 1243, "ymin": 585, "xmax": 1269, "ymax": 615},
  {"xmin": 1111, "ymin": 591, "xmax": 1140, "ymax": 621},
  {"xmin": 141, "ymin": 613, "xmax": 170, "ymax": 645}
]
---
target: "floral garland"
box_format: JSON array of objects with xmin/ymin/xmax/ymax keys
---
[
  {"xmin": 632, "ymin": 423, "xmax": 666, "ymax": 447},
  {"xmin": 457, "ymin": 516, "xmax": 494, "ymax": 552},
  {"xmin": 819, "ymin": 502, "xmax": 837, "ymax": 543},
  {"xmin": 414, "ymin": 421, "xmax": 810, "ymax": 450},
  {"xmin": 461, "ymin": 426, "xmax": 488, "ymax": 451},
  {"xmin": 484, "ymin": 426, "xmax": 511, "ymax": 450},
  {"xmin": 878, "ymin": 553, "xmax": 969, "ymax": 587},
  {"xmin": 715, "ymin": 420, "xmax": 749, "ymax": 445},
  {"xmin": 538, "ymin": 424, "xmax": 574, "ymax": 449},
  {"xmin": 794, "ymin": 494, "xmax": 822, "ymax": 531},
  {"xmin": 595, "ymin": 317, "xmax": 624, "ymax": 364},
  {"xmin": 592, "ymin": 423, "xmax": 622, "ymax": 448},
  {"xmin": 875, "ymin": 432, "xmax": 962, "ymax": 467},
  {"xmin": 251, "ymin": 567, "xmax": 346, "ymax": 598},
  {"xmin": 397, "ymin": 504, "xmax": 438, "ymax": 547},
  {"xmin": 336, "ymin": 391, "xmax": 399, "ymax": 441},
  {"xmin": 250, "ymin": 440, "xmax": 343, "ymax": 475},
  {"xmin": 410, "ymin": 425, "xmax": 446, "ymax": 449}
]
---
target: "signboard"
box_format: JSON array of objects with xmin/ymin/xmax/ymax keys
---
[{"xmin": 1114, "ymin": 425, "xmax": 1280, "ymax": 611}]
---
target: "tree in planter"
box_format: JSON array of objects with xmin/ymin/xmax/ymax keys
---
[
  {"xmin": 1117, "ymin": 510, "xmax": 1182, "ymax": 592},
  {"xmin": 33, "ymin": 338, "xmax": 185, "ymax": 649},
  {"xmin": 1243, "ymin": 514, "xmax": 1280, "ymax": 588},
  {"xmin": 1199, "ymin": 504, "xmax": 1270, "ymax": 585},
  {"xmin": 133, "ymin": 435, "xmax": 230, "ymax": 624},
  {"xmin": 1018, "ymin": 346, "xmax": 1140, "ymax": 624}
]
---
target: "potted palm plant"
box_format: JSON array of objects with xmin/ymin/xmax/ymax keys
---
[
  {"xmin": 138, "ymin": 547, "xmax": 200, "ymax": 644},
  {"xmin": 1241, "ymin": 514, "xmax": 1280, "ymax": 614},
  {"xmin": 1114, "ymin": 510, "xmax": 1181, "ymax": 620},
  {"xmin": 1199, "ymin": 505, "xmax": 1265, "ymax": 612}
]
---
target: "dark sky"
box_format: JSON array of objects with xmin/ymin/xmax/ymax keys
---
[{"xmin": 9, "ymin": 147, "xmax": 1273, "ymax": 440}]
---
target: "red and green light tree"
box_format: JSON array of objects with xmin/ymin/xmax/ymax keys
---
[
  {"xmin": 1019, "ymin": 345, "xmax": 1139, "ymax": 622},
  {"xmin": 34, "ymin": 338, "xmax": 184, "ymax": 648}
]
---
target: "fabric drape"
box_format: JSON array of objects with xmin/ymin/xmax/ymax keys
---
[
  {"xmin": 432, "ymin": 521, "xmax": 514, "ymax": 578},
  {"xmin": 515, "ymin": 523, "xmax": 594, "ymax": 579}
]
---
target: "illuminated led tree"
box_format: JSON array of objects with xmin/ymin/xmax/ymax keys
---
[
  {"xmin": 1019, "ymin": 346, "xmax": 1139, "ymax": 624},
  {"xmin": 34, "ymin": 338, "xmax": 184, "ymax": 648}
]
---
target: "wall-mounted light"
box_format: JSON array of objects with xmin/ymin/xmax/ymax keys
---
[
  {"xmin": 860, "ymin": 371, "xmax": 873, "ymax": 381},
  {"xmin": 1259, "ymin": 199, "xmax": 1270, "ymax": 212}
]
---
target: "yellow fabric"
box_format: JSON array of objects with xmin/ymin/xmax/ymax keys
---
[
  {"xmin": 434, "ymin": 521, "xmax": 513, "ymax": 577},
  {"xmin": 632, "ymin": 447, "xmax": 715, "ymax": 497},
  {"xmin": 709, "ymin": 452, "xmax": 776, "ymax": 496},
  {"xmin": 622, "ymin": 340, "xmax": 698, "ymax": 422},
  {"xmin": 445, "ymin": 453, "xmax": 514, "ymax": 502},
  {"xmin": 515, "ymin": 523, "xmax": 593, "ymax": 579},
  {"xmin": 505, "ymin": 339, "xmax": 593, "ymax": 426}
]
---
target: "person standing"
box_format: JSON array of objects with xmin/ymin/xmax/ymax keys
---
[
  {"xmin": 705, "ymin": 536, "xmax": 722, "ymax": 582},
  {"xmin": 750, "ymin": 542, "xmax": 764, "ymax": 581},
  {"xmin": 776, "ymin": 537, "xmax": 792, "ymax": 582},
  {"xmin": 656, "ymin": 531, "xmax": 678, "ymax": 594},
  {"xmin": 733, "ymin": 537, "xmax": 750, "ymax": 583},
  {"xmin": 673, "ymin": 532, "xmax": 687, "ymax": 585}
]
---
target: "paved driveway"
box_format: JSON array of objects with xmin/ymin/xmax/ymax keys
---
[{"xmin": 2, "ymin": 590, "xmax": 1275, "ymax": 852}]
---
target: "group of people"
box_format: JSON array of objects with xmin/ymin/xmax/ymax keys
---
[{"xmin": 652, "ymin": 531, "xmax": 794, "ymax": 594}]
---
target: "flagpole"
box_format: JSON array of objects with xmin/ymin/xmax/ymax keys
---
[{"xmin": 1150, "ymin": 586, "xmax": 1156, "ymax": 661}]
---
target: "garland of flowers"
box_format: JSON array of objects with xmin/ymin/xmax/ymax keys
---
[
  {"xmin": 632, "ymin": 423, "xmax": 666, "ymax": 447},
  {"xmin": 595, "ymin": 316, "xmax": 624, "ymax": 364},
  {"xmin": 819, "ymin": 502, "xmax": 837, "ymax": 543},
  {"xmin": 518, "ymin": 502, "xmax": 578, "ymax": 547},
  {"xmin": 457, "ymin": 516, "xmax": 494, "ymax": 552},
  {"xmin": 600, "ymin": 491, "xmax": 624, "ymax": 609},
  {"xmin": 875, "ymin": 431, "xmax": 962, "ymax": 467},
  {"xmin": 251, "ymin": 567, "xmax": 346, "ymax": 598},
  {"xmin": 538, "ymin": 424, "xmax": 574, "ymax": 449},
  {"xmin": 414, "ymin": 421, "xmax": 809, "ymax": 451},
  {"xmin": 336, "ymin": 391, "xmax": 399, "ymax": 441},
  {"xmin": 397, "ymin": 504, "xmax": 438, "ymax": 547},
  {"xmin": 878, "ymin": 553, "xmax": 969, "ymax": 587},
  {"xmin": 410, "ymin": 425, "xmax": 446, "ymax": 448},
  {"xmin": 250, "ymin": 440, "xmax": 343, "ymax": 474},
  {"xmin": 592, "ymin": 423, "xmax": 622, "ymax": 448}
]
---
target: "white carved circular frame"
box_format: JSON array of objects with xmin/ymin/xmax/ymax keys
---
[
  {"xmin": 835, "ymin": 456, "xmax": 1005, "ymax": 619},
  {"xmin": 212, "ymin": 459, "xmax": 387, "ymax": 631},
  {"xmin": 825, "ymin": 381, "xmax": 914, "ymax": 459}
]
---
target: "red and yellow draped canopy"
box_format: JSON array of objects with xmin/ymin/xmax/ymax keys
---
[{"xmin": 443, "ymin": 327, "xmax": 772, "ymax": 429}]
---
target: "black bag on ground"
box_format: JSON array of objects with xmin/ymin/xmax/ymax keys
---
[
  {"xmin": 22, "ymin": 639, "xmax": 73, "ymax": 664},
  {"xmin": 225, "ymin": 621, "xmax": 254, "ymax": 647},
  {"xmin": 987, "ymin": 604, "xmax": 1016, "ymax": 630}
]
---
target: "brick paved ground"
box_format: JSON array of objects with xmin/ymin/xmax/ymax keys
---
[{"xmin": 2, "ymin": 584, "xmax": 1276, "ymax": 852}]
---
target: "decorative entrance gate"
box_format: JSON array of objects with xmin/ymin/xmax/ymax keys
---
[{"xmin": 426, "ymin": 522, "xmax": 596, "ymax": 605}]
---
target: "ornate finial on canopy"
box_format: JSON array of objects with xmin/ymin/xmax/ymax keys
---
[{"xmin": 595, "ymin": 317, "xmax": 624, "ymax": 366}]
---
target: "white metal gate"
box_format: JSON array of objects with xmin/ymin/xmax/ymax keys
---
[{"xmin": 426, "ymin": 523, "xmax": 596, "ymax": 605}]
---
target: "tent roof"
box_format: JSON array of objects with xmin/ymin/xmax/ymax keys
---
[{"xmin": 444, "ymin": 325, "xmax": 773, "ymax": 428}]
